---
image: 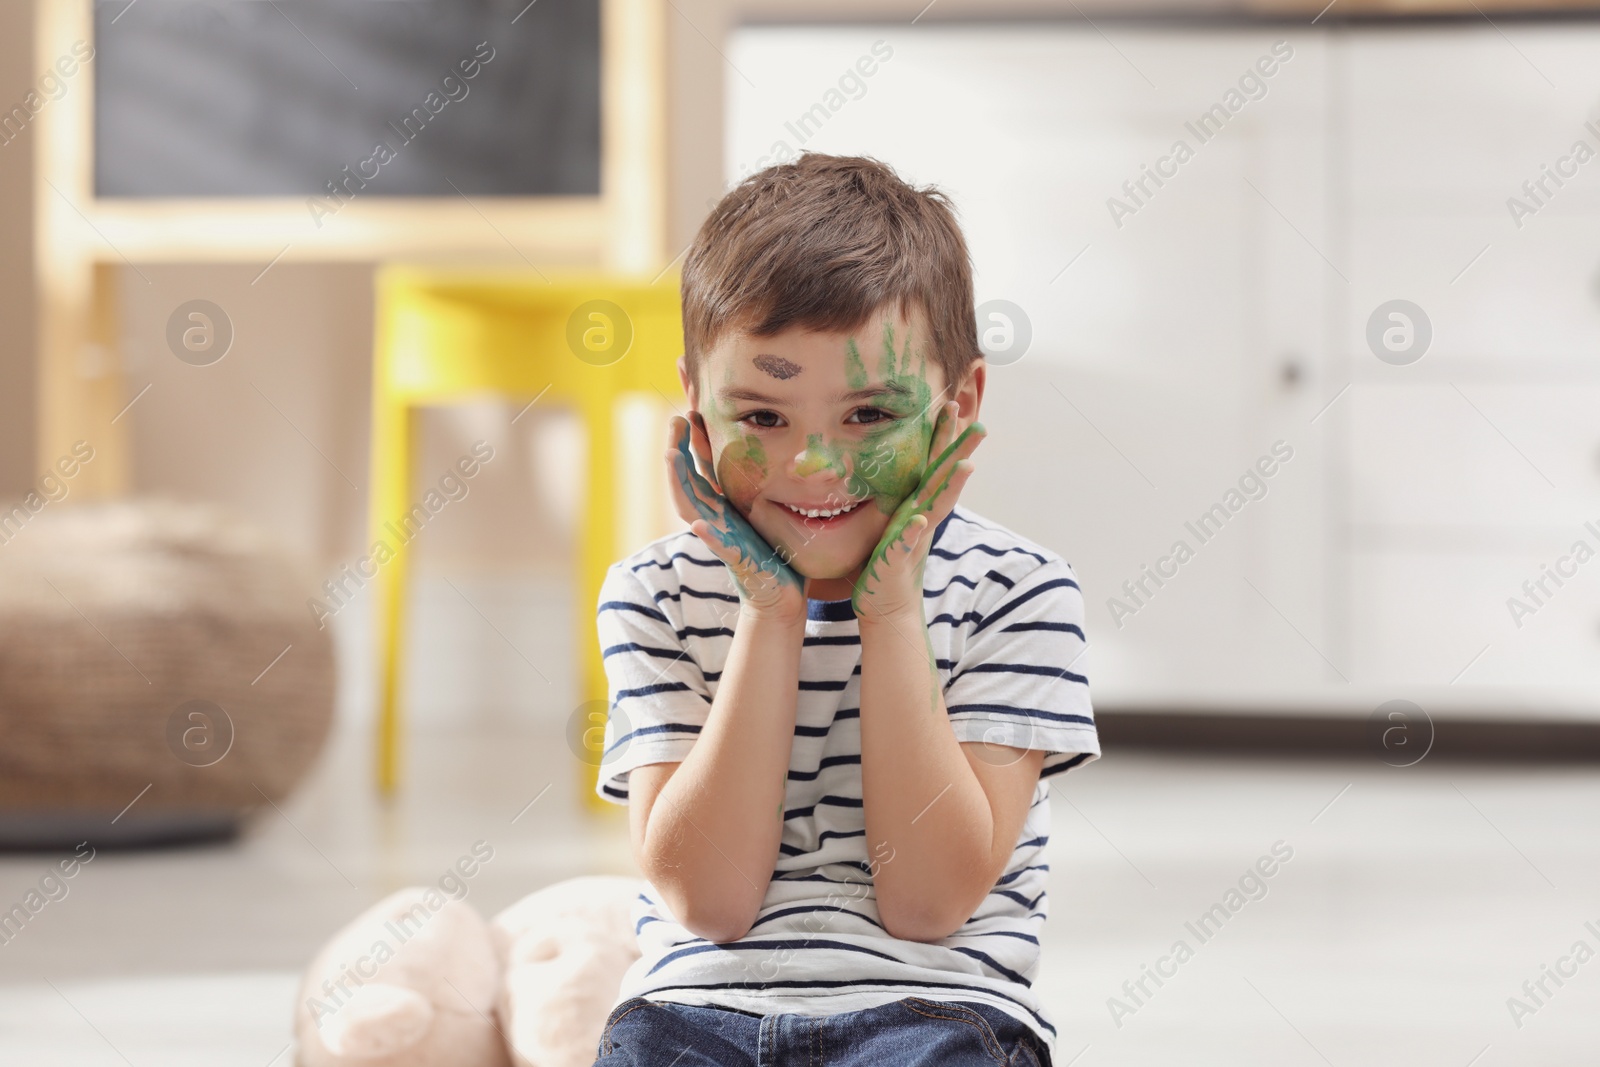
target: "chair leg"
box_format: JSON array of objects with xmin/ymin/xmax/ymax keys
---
[
  {"xmin": 578, "ymin": 396, "xmax": 617, "ymax": 811},
  {"xmin": 371, "ymin": 401, "xmax": 416, "ymax": 795}
]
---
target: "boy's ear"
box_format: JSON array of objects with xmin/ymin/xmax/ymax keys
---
[{"xmin": 956, "ymin": 360, "xmax": 986, "ymax": 424}]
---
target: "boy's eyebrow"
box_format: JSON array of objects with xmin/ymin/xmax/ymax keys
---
[{"xmin": 716, "ymin": 382, "xmax": 915, "ymax": 405}]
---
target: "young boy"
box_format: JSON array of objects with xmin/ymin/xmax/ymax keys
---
[{"xmin": 591, "ymin": 153, "xmax": 1098, "ymax": 1067}]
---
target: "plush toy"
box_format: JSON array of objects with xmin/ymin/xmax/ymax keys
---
[
  {"xmin": 490, "ymin": 875, "xmax": 645, "ymax": 1067},
  {"xmin": 295, "ymin": 877, "xmax": 646, "ymax": 1067},
  {"xmin": 294, "ymin": 887, "xmax": 511, "ymax": 1067}
]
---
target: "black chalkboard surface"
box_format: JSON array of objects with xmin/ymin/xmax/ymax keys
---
[{"xmin": 94, "ymin": 0, "xmax": 600, "ymax": 198}]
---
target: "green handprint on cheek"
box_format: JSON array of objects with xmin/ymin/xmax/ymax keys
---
[
  {"xmin": 847, "ymin": 430, "xmax": 928, "ymax": 510},
  {"xmin": 840, "ymin": 325, "xmax": 940, "ymax": 515},
  {"xmin": 843, "ymin": 323, "xmax": 971, "ymax": 617}
]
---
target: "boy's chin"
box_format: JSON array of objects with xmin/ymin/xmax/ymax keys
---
[
  {"xmin": 780, "ymin": 548, "xmax": 868, "ymax": 582},
  {"xmin": 792, "ymin": 564, "xmax": 859, "ymax": 582},
  {"xmin": 787, "ymin": 563, "xmax": 864, "ymax": 588}
]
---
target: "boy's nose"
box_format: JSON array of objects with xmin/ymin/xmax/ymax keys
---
[{"xmin": 791, "ymin": 434, "xmax": 847, "ymax": 482}]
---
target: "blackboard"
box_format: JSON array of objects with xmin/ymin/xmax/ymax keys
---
[{"xmin": 94, "ymin": 0, "xmax": 601, "ymax": 198}]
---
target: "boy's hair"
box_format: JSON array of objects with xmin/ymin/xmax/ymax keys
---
[{"xmin": 681, "ymin": 152, "xmax": 982, "ymax": 393}]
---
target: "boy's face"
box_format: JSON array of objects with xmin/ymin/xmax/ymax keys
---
[{"xmin": 680, "ymin": 305, "xmax": 982, "ymax": 596}]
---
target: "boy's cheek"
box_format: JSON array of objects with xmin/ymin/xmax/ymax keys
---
[
  {"xmin": 713, "ymin": 435, "xmax": 770, "ymax": 512},
  {"xmin": 847, "ymin": 426, "xmax": 930, "ymax": 512}
]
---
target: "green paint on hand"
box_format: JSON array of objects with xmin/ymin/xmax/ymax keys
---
[{"xmin": 672, "ymin": 422, "xmax": 804, "ymax": 604}]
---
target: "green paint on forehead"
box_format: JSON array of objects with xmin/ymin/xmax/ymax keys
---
[
  {"xmin": 874, "ymin": 319, "xmax": 934, "ymax": 421},
  {"xmin": 843, "ymin": 339, "xmax": 868, "ymax": 390},
  {"xmin": 843, "ymin": 318, "xmax": 928, "ymax": 400},
  {"xmin": 695, "ymin": 352, "xmax": 741, "ymax": 425},
  {"xmin": 712, "ymin": 355, "xmax": 738, "ymax": 419},
  {"xmin": 883, "ymin": 318, "xmax": 926, "ymax": 380}
]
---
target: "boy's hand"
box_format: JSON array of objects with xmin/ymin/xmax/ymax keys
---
[
  {"xmin": 666, "ymin": 414, "xmax": 808, "ymax": 624},
  {"xmin": 852, "ymin": 402, "xmax": 985, "ymax": 621}
]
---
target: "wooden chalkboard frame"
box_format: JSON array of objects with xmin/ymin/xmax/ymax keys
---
[{"xmin": 32, "ymin": 0, "xmax": 667, "ymax": 495}]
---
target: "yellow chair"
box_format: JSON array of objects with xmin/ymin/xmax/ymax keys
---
[{"xmin": 369, "ymin": 266, "xmax": 685, "ymax": 802}]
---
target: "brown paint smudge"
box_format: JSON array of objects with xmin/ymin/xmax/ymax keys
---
[{"xmin": 753, "ymin": 354, "xmax": 802, "ymax": 380}]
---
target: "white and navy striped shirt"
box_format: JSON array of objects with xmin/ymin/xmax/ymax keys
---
[{"xmin": 594, "ymin": 505, "xmax": 1099, "ymax": 1056}]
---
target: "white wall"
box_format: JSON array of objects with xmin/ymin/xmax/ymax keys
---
[{"xmin": 727, "ymin": 22, "xmax": 1600, "ymax": 717}]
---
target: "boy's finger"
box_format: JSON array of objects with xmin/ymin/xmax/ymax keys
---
[
  {"xmin": 667, "ymin": 453, "xmax": 709, "ymax": 528},
  {"xmin": 681, "ymin": 431, "xmax": 724, "ymax": 504},
  {"xmin": 929, "ymin": 452, "xmax": 975, "ymax": 506},
  {"xmin": 686, "ymin": 412, "xmax": 725, "ymax": 495},
  {"xmin": 670, "ymin": 449, "xmax": 725, "ymax": 524},
  {"xmin": 917, "ymin": 421, "xmax": 983, "ymax": 507},
  {"xmin": 665, "ymin": 450, "xmax": 696, "ymax": 523},
  {"xmin": 681, "ymin": 453, "xmax": 724, "ymax": 514},
  {"xmin": 694, "ymin": 519, "xmax": 759, "ymax": 576},
  {"xmin": 916, "ymin": 404, "xmax": 948, "ymax": 482},
  {"xmin": 688, "ymin": 520, "xmax": 742, "ymax": 571},
  {"xmin": 923, "ymin": 406, "xmax": 966, "ymax": 475},
  {"xmin": 937, "ymin": 422, "xmax": 984, "ymax": 475},
  {"xmin": 667, "ymin": 449, "xmax": 719, "ymax": 526},
  {"xmin": 674, "ymin": 426, "xmax": 724, "ymax": 507},
  {"xmin": 723, "ymin": 544, "xmax": 786, "ymax": 603},
  {"xmin": 917, "ymin": 445, "xmax": 979, "ymax": 524},
  {"xmin": 901, "ymin": 513, "xmax": 930, "ymax": 556},
  {"xmin": 939, "ymin": 458, "xmax": 977, "ymax": 504},
  {"xmin": 922, "ymin": 458, "xmax": 978, "ymax": 528}
]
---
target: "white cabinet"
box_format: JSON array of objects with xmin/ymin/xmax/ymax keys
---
[
  {"xmin": 728, "ymin": 22, "xmax": 1600, "ymax": 717},
  {"xmin": 1341, "ymin": 27, "xmax": 1600, "ymax": 704}
]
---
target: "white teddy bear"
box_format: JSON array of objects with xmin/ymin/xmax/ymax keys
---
[{"xmin": 295, "ymin": 876, "xmax": 645, "ymax": 1067}]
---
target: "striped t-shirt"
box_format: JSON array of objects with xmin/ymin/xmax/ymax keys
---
[{"xmin": 593, "ymin": 504, "xmax": 1099, "ymax": 1056}]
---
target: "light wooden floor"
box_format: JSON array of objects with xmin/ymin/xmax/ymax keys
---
[
  {"xmin": 1, "ymin": 714, "xmax": 1595, "ymax": 1065},
  {"xmin": 0, "ymin": 571, "xmax": 1595, "ymax": 1064}
]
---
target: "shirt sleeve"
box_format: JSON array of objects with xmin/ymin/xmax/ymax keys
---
[
  {"xmin": 593, "ymin": 561, "xmax": 715, "ymax": 804},
  {"xmin": 941, "ymin": 556, "xmax": 1099, "ymax": 779}
]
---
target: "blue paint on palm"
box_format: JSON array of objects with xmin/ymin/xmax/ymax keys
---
[{"xmin": 673, "ymin": 428, "xmax": 804, "ymax": 598}]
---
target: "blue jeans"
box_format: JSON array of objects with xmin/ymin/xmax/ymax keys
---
[{"xmin": 592, "ymin": 995, "xmax": 1052, "ymax": 1067}]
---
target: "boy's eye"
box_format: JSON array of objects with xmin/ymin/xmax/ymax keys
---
[
  {"xmin": 735, "ymin": 408, "xmax": 896, "ymax": 430},
  {"xmin": 847, "ymin": 407, "xmax": 893, "ymax": 426},
  {"xmin": 739, "ymin": 410, "xmax": 782, "ymax": 429}
]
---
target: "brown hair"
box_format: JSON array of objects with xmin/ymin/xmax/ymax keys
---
[{"xmin": 681, "ymin": 152, "xmax": 982, "ymax": 394}]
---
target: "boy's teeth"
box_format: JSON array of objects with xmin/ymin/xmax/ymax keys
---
[{"xmin": 786, "ymin": 500, "xmax": 859, "ymax": 519}]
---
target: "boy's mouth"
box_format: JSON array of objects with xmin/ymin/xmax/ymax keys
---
[{"xmin": 776, "ymin": 496, "xmax": 868, "ymax": 532}]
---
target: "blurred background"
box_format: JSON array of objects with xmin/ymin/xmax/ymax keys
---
[{"xmin": 1, "ymin": 0, "xmax": 1598, "ymax": 1063}]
